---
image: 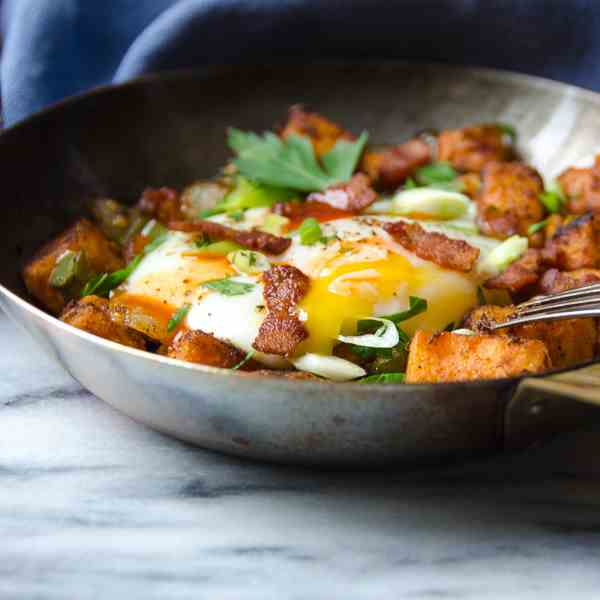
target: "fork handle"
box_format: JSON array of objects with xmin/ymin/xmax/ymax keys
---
[{"xmin": 504, "ymin": 363, "xmax": 600, "ymax": 449}]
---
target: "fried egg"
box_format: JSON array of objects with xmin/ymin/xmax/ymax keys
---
[{"xmin": 114, "ymin": 210, "xmax": 499, "ymax": 376}]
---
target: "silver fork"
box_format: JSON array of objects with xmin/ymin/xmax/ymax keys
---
[{"xmin": 491, "ymin": 282, "xmax": 600, "ymax": 329}]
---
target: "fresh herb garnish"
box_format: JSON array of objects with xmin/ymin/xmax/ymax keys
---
[
  {"xmin": 232, "ymin": 349, "xmax": 256, "ymax": 370},
  {"xmin": 404, "ymin": 177, "xmax": 418, "ymax": 189},
  {"xmin": 202, "ymin": 277, "xmax": 256, "ymax": 296},
  {"xmin": 167, "ymin": 303, "xmax": 191, "ymax": 333},
  {"xmin": 415, "ymin": 161, "xmax": 458, "ymax": 186},
  {"xmin": 539, "ymin": 187, "xmax": 565, "ymax": 214},
  {"xmin": 496, "ymin": 122, "xmax": 517, "ymax": 142},
  {"xmin": 359, "ymin": 372, "xmax": 405, "ymax": 384},
  {"xmin": 381, "ymin": 296, "xmax": 428, "ymax": 324},
  {"xmin": 228, "ymin": 129, "xmax": 368, "ymax": 192},
  {"xmin": 527, "ymin": 218, "xmax": 550, "ymax": 235},
  {"xmin": 81, "ymin": 231, "xmax": 169, "ymax": 297},
  {"xmin": 297, "ymin": 217, "xmax": 327, "ymax": 245}
]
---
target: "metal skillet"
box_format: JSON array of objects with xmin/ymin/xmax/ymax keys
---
[{"xmin": 2, "ymin": 62, "xmax": 600, "ymax": 467}]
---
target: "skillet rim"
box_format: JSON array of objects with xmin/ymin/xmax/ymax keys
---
[{"xmin": 2, "ymin": 60, "xmax": 599, "ymax": 393}]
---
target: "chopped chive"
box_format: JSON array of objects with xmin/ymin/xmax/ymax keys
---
[
  {"xmin": 415, "ymin": 161, "xmax": 457, "ymax": 186},
  {"xmin": 232, "ymin": 349, "xmax": 256, "ymax": 370},
  {"xmin": 167, "ymin": 303, "xmax": 191, "ymax": 333},
  {"xmin": 527, "ymin": 218, "xmax": 550, "ymax": 235},
  {"xmin": 381, "ymin": 296, "xmax": 427, "ymax": 324}
]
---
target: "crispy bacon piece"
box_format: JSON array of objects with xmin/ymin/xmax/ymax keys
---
[
  {"xmin": 437, "ymin": 124, "xmax": 512, "ymax": 173},
  {"xmin": 280, "ymin": 106, "xmax": 355, "ymax": 157},
  {"xmin": 167, "ymin": 329, "xmax": 253, "ymax": 369},
  {"xmin": 476, "ymin": 162, "xmax": 544, "ymax": 239},
  {"xmin": 138, "ymin": 187, "xmax": 182, "ymax": 223},
  {"xmin": 253, "ymin": 265, "xmax": 310, "ymax": 356},
  {"xmin": 361, "ymin": 139, "xmax": 431, "ymax": 189},
  {"xmin": 485, "ymin": 249, "xmax": 541, "ymax": 293},
  {"xmin": 541, "ymin": 213, "xmax": 599, "ymax": 270},
  {"xmin": 557, "ymin": 155, "xmax": 600, "ymax": 214},
  {"xmin": 168, "ymin": 219, "xmax": 291, "ymax": 255},
  {"xmin": 274, "ymin": 200, "xmax": 353, "ymax": 228},
  {"xmin": 539, "ymin": 268, "xmax": 600, "ymax": 294},
  {"xmin": 383, "ymin": 221, "xmax": 480, "ymax": 272},
  {"xmin": 307, "ymin": 174, "xmax": 377, "ymax": 212}
]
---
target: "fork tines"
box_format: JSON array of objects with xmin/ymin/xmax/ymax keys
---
[{"xmin": 491, "ymin": 282, "xmax": 600, "ymax": 329}]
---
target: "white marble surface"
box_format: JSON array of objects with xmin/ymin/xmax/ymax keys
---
[{"xmin": 3, "ymin": 312, "xmax": 600, "ymax": 599}]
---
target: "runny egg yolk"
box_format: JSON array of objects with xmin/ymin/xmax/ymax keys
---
[{"xmin": 296, "ymin": 254, "xmax": 478, "ymax": 356}]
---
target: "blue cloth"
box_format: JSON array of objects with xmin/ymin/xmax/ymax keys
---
[{"xmin": 2, "ymin": 0, "xmax": 600, "ymax": 126}]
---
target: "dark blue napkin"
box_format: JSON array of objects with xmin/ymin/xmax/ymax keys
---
[{"xmin": 3, "ymin": 0, "xmax": 600, "ymax": 126}]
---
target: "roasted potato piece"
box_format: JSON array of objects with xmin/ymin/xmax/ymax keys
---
[
  {"xmin": 167, "ymin": 329, "xmax": 250, "ymax": 369},
  {"xmin": 406, "ymin": 330, "xmax": 551, "ymax": 383},
  {"xmin": 437, "ymin": 124, "xmax": 512, "ymax": 173},
  {"xmin": 539, "ymin": 268, "xmax": 600, "ymax": 294},
  {"xmin": 484, "ymin": 249, "xmax": 541, "ymax": 294},
  {"xmin": 60, "ymin": 296, "xmax": 146, "ymax": 349},
  {"xmin": 476, "ymin": 162, "xmax": 544, "ymax": 238},
  {"xmin": 137, "ymin": 187, "xmax": 182, "ymax": 223},
  {"xmin": 180, "ymin": 180, "xmax": 229, "ymax": 220},
  {"xmin": 23, "ymin": 218, "xmax": 124, "ymax": 314},
  {"xmin": 541, "ymin": 213, "xmax": 599, "ymax": 270},
  {"xmin": 280, "ymin": 106, "xmax": 355, "ymax": 157},
  {"xmin": 465, "ymin": 305, "xmax": 595, "ymax": 369},
  {"xmin": 360, "ymin": 139, "xmax": 431, "ymax": 189},
  {"xmin": 557, "ymin": 155, "xmax": 600, "ymax": 214}
]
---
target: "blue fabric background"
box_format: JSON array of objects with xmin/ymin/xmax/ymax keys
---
[{"xmin": 2, "ymin": 0, "xmax": 600, "ymax": 126}]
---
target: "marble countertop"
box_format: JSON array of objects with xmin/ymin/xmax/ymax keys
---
[{"xmin": 3, "ymin": 311, "xmax": 600, "ymax": 599}]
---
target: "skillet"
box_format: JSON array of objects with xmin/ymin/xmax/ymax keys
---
[{"xmin": 2, "ymin": 62, "xmax": 600, "ymax": 467}]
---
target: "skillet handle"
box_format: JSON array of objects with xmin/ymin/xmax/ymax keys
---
[{"xmin": 504, "ymin": 363, "xmax": 600, "ymax": 450}]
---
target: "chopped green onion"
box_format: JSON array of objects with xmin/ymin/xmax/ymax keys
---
[
  {"xmin": 359, "ymin": 373, "xmax": 405, "ymax": 384},
  {"xmin": 381, "ymin": 296, "xmax": 428, "ymax": 324},
  {"xmin": 211, "ymin": 176, "xmax": 295, "ymax": 215},
  {"xmin": 527, "ymin": 218, "xmax": 550, "ymax": 235},
  {"xmin": 404, "ymin": 177, "xmax": 418, "ymax": 189},
  {"xmin": 193, "ymin": 240, "xmax": 242, "ymax": 256},
  {"xmin": 228, "ymin": 249, "xmax": 270, "ymax": 274},
  {"xmin": 391, "ymin": 187, "xmax": 471, "ymax": 220},
  {"xmin": 81, "ymin": 231, "xmax": 169, "ymax": 297},
  {"xmin": 167, "ymin": 303, "xmax": 191, "ymax": 333},
  {"xmin": 495, "ymin": 123, "xmax": 517, "ymax": 142},
  {"xmin": 49, "ymin": 251, "xmax": 85, "ymax": 288},
  {"xmin": 539, "ymin": 188, "xmax": 565, "ymax": 214},
  {"xmin": 452, "ymin": 328, "xmax": 476, "ymax": 336},
  {"xmin": 232, "ymin": 349, "xmax": 256, "ymax": 370},
  {"xmin": 141, "ymin": 219, "xmax": 167, "ymax": 240},
  {"xmin": 338, "ymin": 318, "xmax": 399, "ymax": 349},
  {"xmin": 194, "ymin": 234, "xmax": 211, "ymax": 248},
  {"xmin": 261, "ymin": 213, "xmax": 290, "ymax": 235},
  {"xmin": 477, "ymin": 235, "xmax": 528, "ymax": 277},
  {"xmin": 415, "ymin": 161, "xmax": 458, "ymax": 186},
  {"xmin": 202, "ymin": 277, "xmax": 255, "ymax": 296},
  {"xmin": 443, "ymin": 321, "xmax": 455, "ymax": 332},
  {"xmin": 297, "ymin": 217, "xmax": 325, "ymax": 245}
]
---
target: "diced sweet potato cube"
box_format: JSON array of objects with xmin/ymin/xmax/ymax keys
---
[
  {"xmin": 477, "ymin": 162, "xmax": 544, "ymax": 238},
  {"xmin": 557, "ymin": 155, "xmax": 600, "ymax": 214},
  {"xmin": 437, "ymin": 124, "xmax": 512, "ymax": 173},
  {"xmin": 465, "ymin": 305, "xmax": 595, "ymax": 369},
  {"xmin": 406, "ymin": 330, "xmax": 551, "ymax": 383},
  {"xmin": 60, "ymin": 296, "xmax": 146, "ymax": 350},
  {"xmin": 23, "ymin": 218, "xmax": 124, "ymax": 314}
]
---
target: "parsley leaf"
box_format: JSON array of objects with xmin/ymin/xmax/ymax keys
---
[
  {"xmin": 203, "ymin": 277, "xmax": 255, "ymax": 296},
  {"xmin": 381, "ymin": 296, "xmax": 428, "ymax": 324},
  {"xmin": 228, "ymin": 129, "xmax": 368, "ymax": 192},
  {"xmin": 167, "ymin": 303, "xmax": 191, "ymax": 333},
  {"xmin": 496, "ymin": 122, "xmax": 517, "ymax": 142},
  {"xmin": 359, "ymin": 373, "xmax": 405, "ymax": 384}
]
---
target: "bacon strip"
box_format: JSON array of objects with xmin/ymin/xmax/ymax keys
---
[
  {"xmin": 253, "ymin": 265, "xmax": 310, "ymax": 356},
  {"xmin": 307, "ymin": 173, "xmax": 377, "ymax": 212},
  {"xmin": 168, "ymin": 219, "xmax": 291, "ymax": 255},
  {"xmin": 139, "ymin": 187, "xmax": 182, "ymax": 223},
  {"xmin": 383, "ymin": 221, "xmax": 480, "ymax": 272}
]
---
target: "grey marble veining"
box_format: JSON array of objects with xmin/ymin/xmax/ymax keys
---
[{"xmin": 2, "ymin": 312, "xmax": 600, "ymax": 599}]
